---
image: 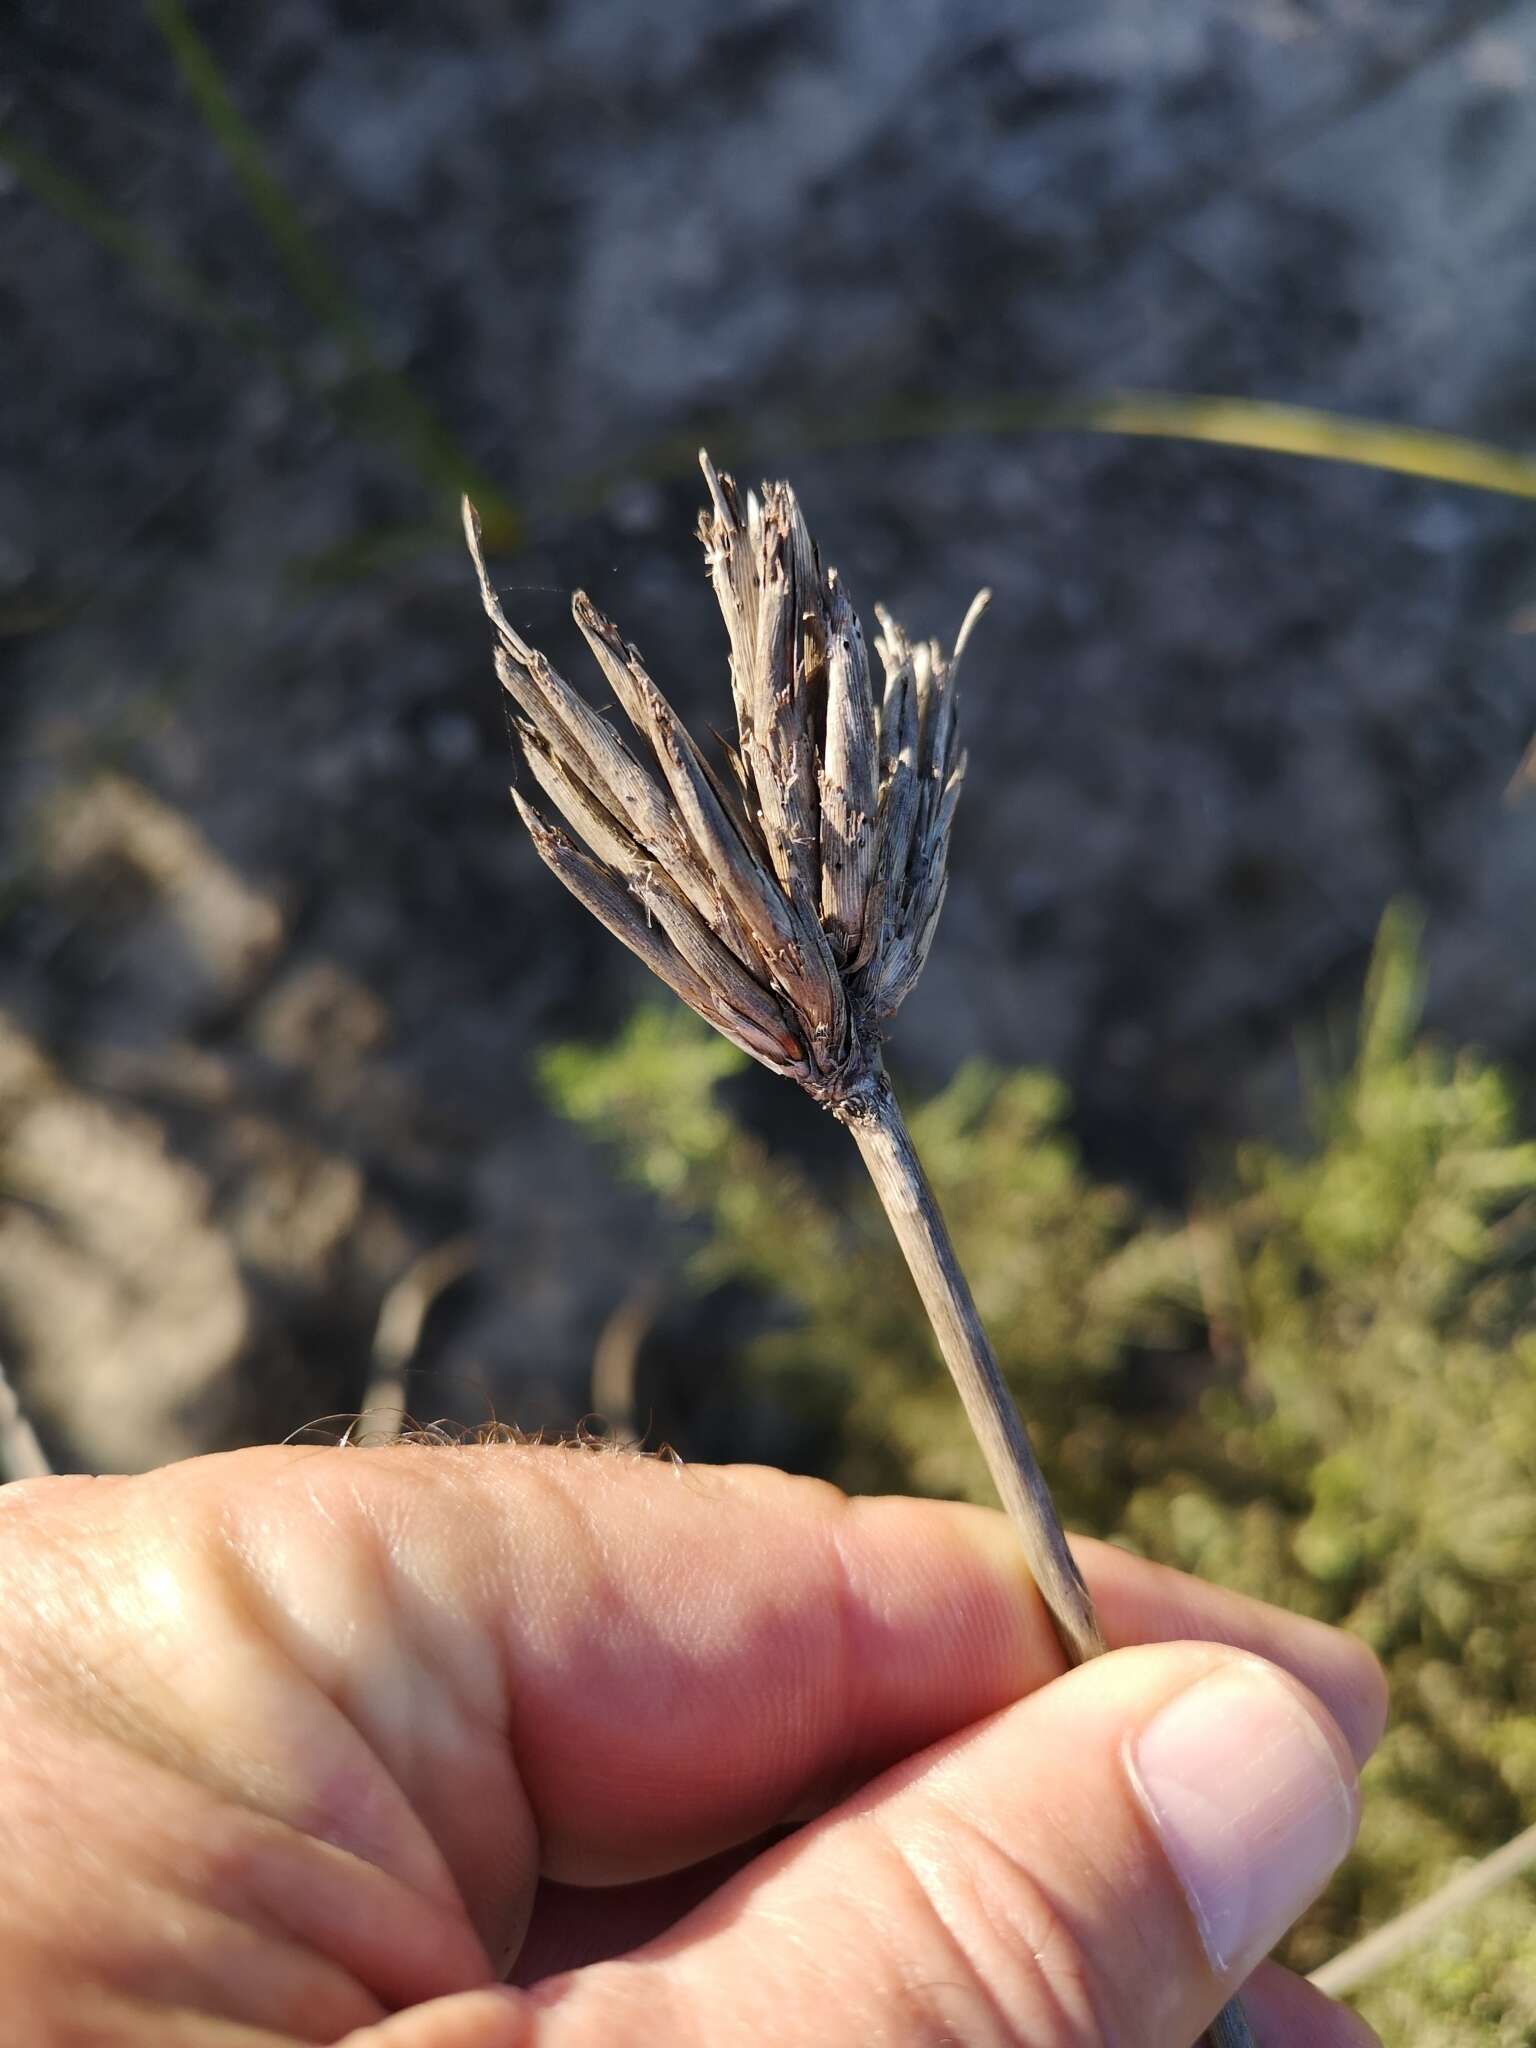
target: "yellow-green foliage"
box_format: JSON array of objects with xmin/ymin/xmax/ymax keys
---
[{"xmin": 541, "ymin": 908, "xmax": 1536, "ymax": 2039}]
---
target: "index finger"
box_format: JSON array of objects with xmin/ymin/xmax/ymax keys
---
[{"xmin": 231, "ymin": 1446, "xmax": 1385, "ymax": 1887}]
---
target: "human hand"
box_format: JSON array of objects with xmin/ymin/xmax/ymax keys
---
[{"xmin": 0, "ymin": 1444, "xmax": 1384, "ymax": 2046}]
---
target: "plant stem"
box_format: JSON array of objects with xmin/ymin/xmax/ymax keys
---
[
  {"xmin": 0, "ymin": 1358, "xmax": 52, "ymax": 1483},
  {"xmin": 1203, "ymin": 2001, "xmax": 1259, "ymax": 2048},
  {"xmin": 1310, "ymin": 1820, "xmax": 1536, "ymax": 2000},
  {"xmin": 848, "ymin": 1071, "xmax": 1256, "ymax": 2048},
  {"xmin": 847, "ymin": 1072, "xmax": 1103, "ymax": 1665}
]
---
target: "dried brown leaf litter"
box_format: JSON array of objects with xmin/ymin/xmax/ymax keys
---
[{"xmin": 463, "ymin": 456, "xmax": 1262, "ymax": 2048}]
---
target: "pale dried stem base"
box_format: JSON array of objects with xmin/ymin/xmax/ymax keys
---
[
  {"xmin": 0, "ymin": 1358, "xmax": 51, "ymax": 1482},
  {"xmin": 847, "ymin": 1073, "xmax": 1255, "ymax": 2048}
]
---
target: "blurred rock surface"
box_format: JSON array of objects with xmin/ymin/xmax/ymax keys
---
[{"xmin": 2, "ymin": 0, "xmax": 1535, "ymax": 1465}]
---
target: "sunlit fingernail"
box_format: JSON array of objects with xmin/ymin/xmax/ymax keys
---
[{"xmin": 1128, "ymin": 1660, "xmax": 1357, "ymax": 1976}]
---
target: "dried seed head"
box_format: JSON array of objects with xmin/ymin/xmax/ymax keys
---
[{"xmin": 464, "ymin": 455, "xmax": 988, "ymax": 1113}]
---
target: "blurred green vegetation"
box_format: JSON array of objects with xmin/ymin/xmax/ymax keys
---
[{"xmin": 542, "ymin": 906, "xmax": 1536, "ymax": 2042}]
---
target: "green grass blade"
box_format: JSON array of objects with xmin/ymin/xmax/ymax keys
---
[
  {"xmin": 145, "ymin": 0, "xmax": 520, "ymax": 544},
  {"xmin": 580, "ymin": 391, "xmax": 1536, "ymax": 511},
  {"xmin": 145, "ymin": 0, "xmax": 368, "ymax": 350}
]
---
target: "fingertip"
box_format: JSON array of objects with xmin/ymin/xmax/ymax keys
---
[
  {"xmin": 1077, "ymin": 1534, "xmax": 1390, "ymax": 1772},
  {"xmin": 1332, "ymin": 1632, "xmax": 1390, "ymax": 1772},
  {"xmin": 1126, "ymin": 1653, "xmax": 1360, "ymax": 1984},
  {"xmin": 1241, "ymin": 1959, "xmax": 1383, "ymax": 2046}
]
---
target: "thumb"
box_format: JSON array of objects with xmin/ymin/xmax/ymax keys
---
[{"xmin": 510, "ymin": 1641, "xmax": 1367, "ymax": 2047}]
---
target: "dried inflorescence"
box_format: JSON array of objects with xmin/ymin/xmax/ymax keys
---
[{"xmin": 463, "ymin": 454, "xmax": 986, "ymax": 1113}]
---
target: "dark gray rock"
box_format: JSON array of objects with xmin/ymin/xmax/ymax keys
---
[{"xmin": 3, "ymin": 0, "xmax": 1535, "ymax": 1463}]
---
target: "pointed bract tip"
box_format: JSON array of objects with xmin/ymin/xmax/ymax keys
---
[
  {"xmin": 699, "ymin": 449, "xmax": 734, "ymax": 523},
  {"xmin": 509, "ymin": 787, "xmax": 549, "ymax": 836},
  {"xmin": 461, "ymin": 498, "xmax": 492, "ymax": 592},
  {"xmin": 462, "ymin": 494, "xmax": 504, "ymax": 624},
  {"xmin": 954, "ymin": 587, "xmax": 992, "ymax": 662},
  {"xmin": 571, "ymin": 588, "xmax": 614, "ymax": 637}
]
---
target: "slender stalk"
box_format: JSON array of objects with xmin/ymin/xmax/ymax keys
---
[
  {"xmin": 847, "ymin": 1071, "xmax": 1102, "ymax": 1665},
  {"xmin": 359, "ymin": 1238, "xmax": 478, "ymax": 1440},
  {"xmin": 1203, "ymin": 1998, "xmax": 1260, "ymax": 2048},
  {"xmin": 0, "ymin": 1358, "xmax": 52, "ymax": 1482},
  {"xmin": 1310, "ymin": 1821, "xmax": 1536, "ymax": 2000},
  {"xmin": 848, "ymin": 1071, "xmax": 1256, "ymax": 2048}
]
